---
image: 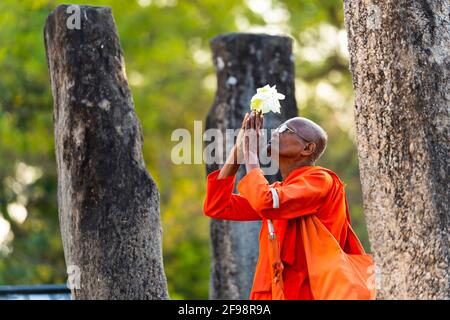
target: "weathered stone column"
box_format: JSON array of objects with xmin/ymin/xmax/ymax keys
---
[
  {"xmin": 44, "ymin": 5, "xmax": 169, "ymax": 299},
  {"xmin": 206, "ymin": 33, "xmax": 297, "ymax": 299}
]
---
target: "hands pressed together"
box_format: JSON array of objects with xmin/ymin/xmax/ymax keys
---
[
  {"xmin": 239, "ymin": 110, "xmax": 264, "ymax": 173},
  {"xmin": 217, "ymin": 110, "xmax": 264, "ymax": 179}
]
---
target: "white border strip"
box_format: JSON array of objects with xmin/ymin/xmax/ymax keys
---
[
  {"xmin": 268, "ymin": 220, "xmax": 275, "ymax": 239},
  {"xmin": 270, "ymin": 187, "xmax": 279, "ymax": 209}
]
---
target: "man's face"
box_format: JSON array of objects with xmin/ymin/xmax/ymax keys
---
[{"xmin": 268, "ymin": 119, "xmax": 314, "ymax": 161}]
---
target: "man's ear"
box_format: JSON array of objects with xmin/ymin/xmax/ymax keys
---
[{"xmin": 303, "ymin": 142, "xmax": 316, "ymax": 156}]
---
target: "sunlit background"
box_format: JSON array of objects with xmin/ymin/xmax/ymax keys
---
[{"xmin": 0, "ymin": 0, "xmax": 369, "ymax": 299}]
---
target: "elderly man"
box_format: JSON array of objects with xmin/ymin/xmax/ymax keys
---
[{"xmin": 203, "ymin": 111, "xmax": 361, "ymax": 300}]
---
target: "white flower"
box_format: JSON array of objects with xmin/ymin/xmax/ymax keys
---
[{"xmin": 250, "ymin": 84, "xmax": 285, "ymax": 114}]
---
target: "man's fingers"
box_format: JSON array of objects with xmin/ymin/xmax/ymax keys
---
[
  {"xmin": 257, "ymin": 112, "xmax": 263, "ymax": 131},
  {"xmin": 252, "ymin": 111, "xmax": 256, "ymax": 129},
  {"xmin": 244, "ymin": 133, "xmax": 249, "ymax": 155},
  {"xmin": 242, "ymin": 112, "xmax": 249, "ymax": 129},
  {"xmin": 242, "ymin": 111, "xmax": 263, "ymax": 132}
]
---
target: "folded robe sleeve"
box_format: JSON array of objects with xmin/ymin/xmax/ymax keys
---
[
  {"xmin": 203, "ymin": 169, "xmax": 262, "ymax": 221},
  {"xmin": 237, "ymin": 167, "xmax": 333, "ymax": 220}
]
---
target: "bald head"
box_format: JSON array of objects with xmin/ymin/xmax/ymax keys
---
[{"xmin": 286, "ymin": 117, "xmax": 328, "ymax": 162}]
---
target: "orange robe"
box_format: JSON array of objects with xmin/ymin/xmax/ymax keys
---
[{"xmin": 203, "ymin": 165, "xmax": 352, "ymax": 300}]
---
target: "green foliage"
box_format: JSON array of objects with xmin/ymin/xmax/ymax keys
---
[{"xmin": 0, "ymin": 0, "xmax": 370, "ymax": 299}]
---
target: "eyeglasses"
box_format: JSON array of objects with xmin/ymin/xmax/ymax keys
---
[{"xmin": 276, "ymin": 123, "xmax": 312, "ymax": 143}]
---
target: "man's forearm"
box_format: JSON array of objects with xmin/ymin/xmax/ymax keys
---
[
  {"xmin": 244, "ymin": 150, "xmax": 260, "ymax": 174},
  {"xmin": 218, "ymin": 145, "xmax": 240, "ymax": 179}
]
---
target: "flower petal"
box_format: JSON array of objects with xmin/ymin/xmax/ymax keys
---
[
  {"xmin": 250, "ymin": 99, "xmax": 263, "ymax": 110},
  {"xmin": 250, "ymin": 84, "xmax": 285, "ymax": 114},
  {"xmin": 277, "ymin": 93, "xmax": 285, "ymax": 100}
]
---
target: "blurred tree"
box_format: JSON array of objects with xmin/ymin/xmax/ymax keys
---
[
  {"xmin": 0, "ymin": 0, "xmax": 369, "ymax": 299},
  {"xmin": 206, "ymin": 33, "xmax": 298, "ymax": 299}
]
